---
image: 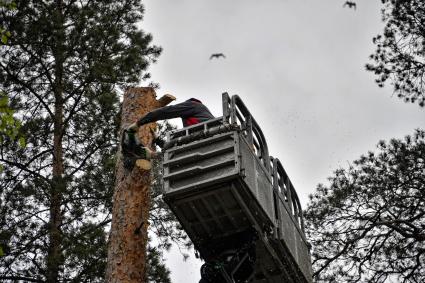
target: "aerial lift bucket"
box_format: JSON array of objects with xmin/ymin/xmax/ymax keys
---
[{"xmin": 162, "ymin": 93, "xmax": 312, "ymax": 283}]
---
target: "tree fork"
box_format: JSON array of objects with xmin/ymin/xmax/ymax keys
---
[{"xmin": 106, "ymin": 87, "xmax": 174, "ymax": 283}]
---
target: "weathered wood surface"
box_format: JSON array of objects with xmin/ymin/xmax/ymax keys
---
[{"xmin": 106, "ymin": 87, "xmax": 174, "ymax": 283}]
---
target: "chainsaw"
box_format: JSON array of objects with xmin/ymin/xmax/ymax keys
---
[{"xmin": 121, "ymin": 129, "xmax": 150, "ymax": 170}]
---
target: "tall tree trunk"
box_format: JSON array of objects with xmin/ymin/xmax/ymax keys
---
[
  {"xmin": 47, "ymin": 1, "xmax": 65, "ymax": 282},
  {"xmin": 106, "ymin": 87, "xmax": 174, "ymax": 283}
]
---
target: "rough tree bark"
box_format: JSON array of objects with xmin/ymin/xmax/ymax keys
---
[
  {"xmin": 106, "ymin": 87, "xmax": 174, "ymax": 283},
  {"xmin": 47, "ymin": 1, "xmax": 65, "ymax": 281}
]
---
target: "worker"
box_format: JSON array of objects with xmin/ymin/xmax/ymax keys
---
[{"xmin": 126, "ymin": 98, "xmax": 214, "ymax": 159}]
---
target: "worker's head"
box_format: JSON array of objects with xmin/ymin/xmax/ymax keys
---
[{"xmin": 189, "ymin": 98, "xmax": 202, "ymax": 104}]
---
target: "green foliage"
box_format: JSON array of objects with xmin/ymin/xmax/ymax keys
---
[
  {"xmin": 0, "ymin": 29, "xmax": 10, "ymax": 44},
  {"xmin": 0, "ymin": 93, "xmax": 24, "ymax": 155},
  {"xmin": 150, "ymin": 121, "xmax": 192, "ymax": 258},
  {"xmin": 0, "ymin": 0, "xmax": 162, "ymax": 281},
  {"xmin": 366, "ymin": 0, "xmax": 425, "ymax": 107},
  {"xmin": 0, "ymin": 94, "xmax": 18, "ymax": 138},
  {"xmin": 0, "ymin": 1, "xmax": 15, "ymax": 44},
  {"xmin": 305, "ymin": 130, "xmax": 425, "ymax": 282},
  {"xmin": 145, "ymin": 242, "xmax": 171, "ymax": 283},
  {"xmin": 0, "ymin": 2, "xmax": 23, "ymax": 151},
  {"xmin": 62, "ymin": 222, "xmax": 109, "ymax": 282},
  {"xmin": 0, "ymin": 1, "xmax": 16, "ymax": 9}
]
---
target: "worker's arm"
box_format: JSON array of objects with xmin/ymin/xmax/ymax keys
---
[
  {"xmin": 137, "ymin": 101, "xmax": 196, "ymax": 126},
  {"xmin": 127, "ymin": 101, "xmax": 197, "ymax": 132},
  {"xmin": 127, "ymin": 100, "xmax": 198, "ymax": 132}
]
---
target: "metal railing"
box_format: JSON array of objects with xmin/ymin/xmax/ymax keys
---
[
  {"xmin": 163, "ymin": 92, "xmax": 312, "ymax": 282},
  {"xmin": 222, "ymin": 93, "xmax": 306, "ymax": 235},
  {"xmin": 222, "ymin": 92, "xmax": 271, "ymax": 173},
  {"xmin": 165, "ymin": 92, "xmax": 307, "ymax": 238},
  {"xmin": 271, "ymin": 157, "xmax": 305, "ymax": 234}
]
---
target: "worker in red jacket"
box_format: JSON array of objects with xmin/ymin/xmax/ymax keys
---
[
  {"xmin": 127, "ymin": 97, "xmax": 214, "ymax": 130},
  {"xmin": 126, "ymin": 98, "xmax": 214, "ymax": 160}
]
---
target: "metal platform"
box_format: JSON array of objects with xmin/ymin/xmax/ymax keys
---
[{"xmin": 163, "ymin": 93, "xmax": 312, "ymax": 283}]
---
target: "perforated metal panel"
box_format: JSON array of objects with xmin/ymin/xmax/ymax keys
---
[
  {"xmin": 238, "ymin": 135, "xmax": 275, "ymax": 223},
  {"xmin": 163, "ymin": 131, "xmax": 239, "ymax": 197},
  {"xmin": 163, "ymin": 130, "xmax": 275, "ymax": 238}
]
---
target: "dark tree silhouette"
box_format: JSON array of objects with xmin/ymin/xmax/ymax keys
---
[
  {"xmin": 305, "ymin": 130, "xmax": 425, "ymax": 282},
  {"xmin": 367, "ymin": 0, "xmax": 425, "ymax": 107},
  {"xmin": 0, "ymin": 1, "xmax": 161, "ymax": 282},
  {"xmin": 0, "ymin": 1, "xmax": 22, "ymax": 147}
]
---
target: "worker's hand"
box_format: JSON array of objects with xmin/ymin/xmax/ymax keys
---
[
  {"xmin": 127, "ymin": 122, "xmax": 138, "ymax": 132},
  {"xmin": 150, "ymin": 128, "xmax": 165, "ymax": 149},
  {"xmin": 153, "ymin": 136, "xmax": 165, "ymax": 149}
]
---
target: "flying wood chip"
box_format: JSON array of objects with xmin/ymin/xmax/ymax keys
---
[
  {"xmin": 136, "ymin": 159, "xmax": 151, "ymax": 171},
  {"xmin": 157, "ymin": 93, "xmax": 176, "ymax": 106}
]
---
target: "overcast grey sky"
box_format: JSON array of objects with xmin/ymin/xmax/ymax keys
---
[{"xmin": 142, "ymin": 0, "xmax": 425, "ymax": 282}]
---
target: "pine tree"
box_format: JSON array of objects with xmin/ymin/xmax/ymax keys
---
[
  {"xmin": 305, "ymin": 130, "xmax": 425, "ymax": 282},
  {"xmin": 366, "ymin": 0, "xmax": 425, "ymax": 107},
  {"xmin": 145, "ymin": 243, "xmax": 171, "ymax": 283},
  {"xmin": 146, "ymin": 121, "xmax": 191, "ymax": 283},
  {"xmin": 149, "ymin": 122, "xmax": 192, "ymax": 257},
  {"xmin": 0, "ymin": 1, "xmax": 22, "ymax": 154},
  {"xmin": 105, "ymin": 88, "xmax": 190, "ymax": 282},
  {"xmin": 0, "ymin": 1, "xmax": 161, "ymax": 281}
]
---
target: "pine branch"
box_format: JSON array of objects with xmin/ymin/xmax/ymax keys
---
[
  {"xmin": 0, "ymin": 62, "xmax": 54, "ymax": 118},
  {"xmin": 0, "ymin": 276, "xmax": 43, "ymax": 282}
]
